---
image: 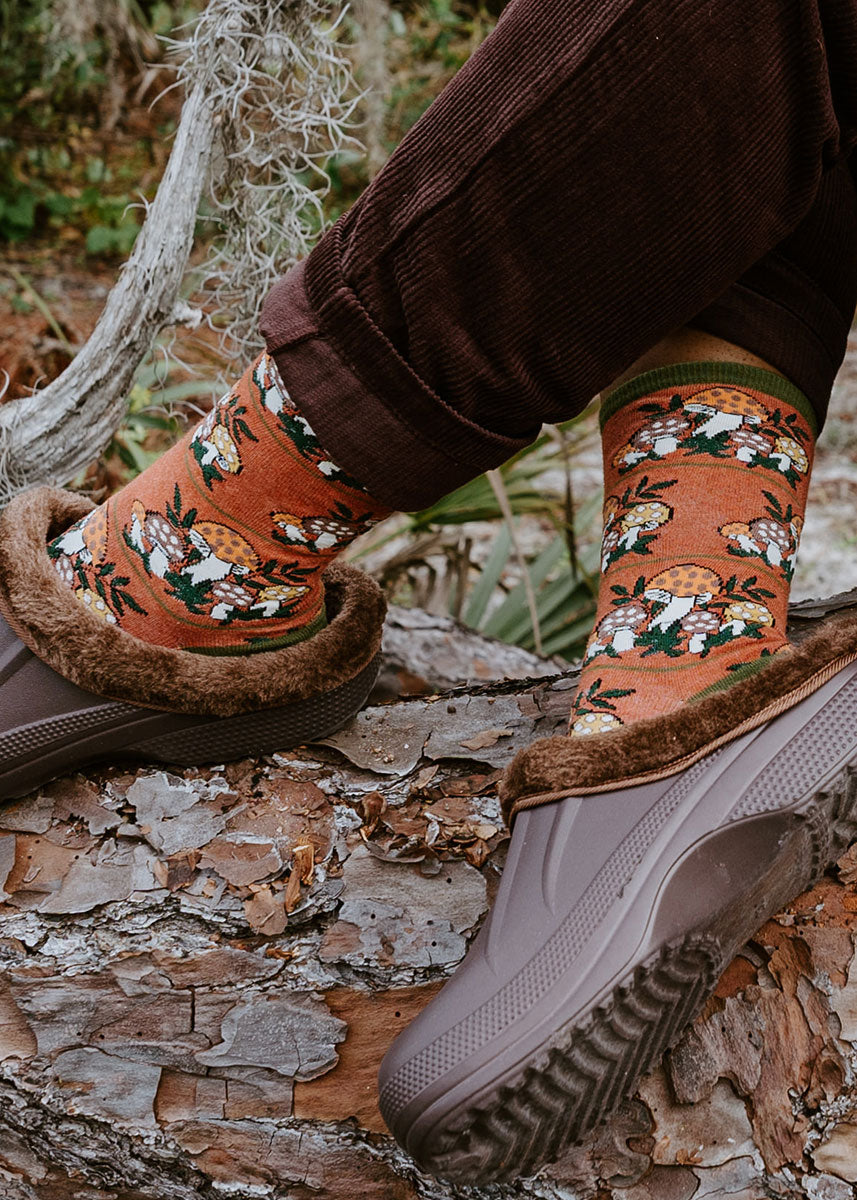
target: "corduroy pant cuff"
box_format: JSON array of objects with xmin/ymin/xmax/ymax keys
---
[{"xmin": 259, "ymin": 227, "xmax": 534, "ymax": 513}]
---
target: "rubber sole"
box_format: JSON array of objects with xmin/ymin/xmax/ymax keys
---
[
  {"xmin": 405, "ymin": 751, "xmax": 857, "ymax": 1183},
  {"xmin": 0, "ymin": 653, "xmax": 380, "ymax": 800}
]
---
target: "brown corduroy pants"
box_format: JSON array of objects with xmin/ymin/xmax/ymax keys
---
[{"xmin": 260, "ymin": 0, "xmax": 857, "ymax": 512}]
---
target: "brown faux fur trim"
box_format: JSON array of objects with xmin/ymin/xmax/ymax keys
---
[
  {"xmin": 0, "ymin": 486, "xmax": 386, "ymax": 717},
  {"xmin": 499, "ymin": 608, "xmax": 857, "ymax": 825}
]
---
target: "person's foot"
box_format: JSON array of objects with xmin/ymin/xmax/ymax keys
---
[
  {"xmin": 378, "ymin": 588, "xmax": 857, "ymax": 1182},
  {"xmin": 47, "ymin": 351, "xmax": 392, "ymax": 654},
  {"xmin": 570, "ymin": 362, "xmax": 815, "ymax": 733}
]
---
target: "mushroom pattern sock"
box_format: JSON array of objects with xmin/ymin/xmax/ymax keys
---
[
  {"xmin": 47, "ymin": 352, "xmax": 393, "ymax": 653},
  {"xmin": 570, "ymin": 362, "xmax": 816, "ymax": 735}
]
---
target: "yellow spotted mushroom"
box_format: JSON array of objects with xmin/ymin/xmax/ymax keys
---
[
  {"xmin": 720, "ymin": 599, "xmax": 774, "ymax": 635},
  {"xmin": 571, "ymin": 710, "xmax": 625, "ymax": 736}
]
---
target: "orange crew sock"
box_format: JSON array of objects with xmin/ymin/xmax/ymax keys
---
[
  {"xmin": 48, "ymin": 352, "xmax": 393, "ymax": 654},
  {"xmin": 571, "ymin": 362, "xmax": 815, "ymax": 735}
]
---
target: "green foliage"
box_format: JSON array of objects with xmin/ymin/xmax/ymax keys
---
[{"xmin": 351, "ymin": 414, "xmax": 603, "ymax": 663}]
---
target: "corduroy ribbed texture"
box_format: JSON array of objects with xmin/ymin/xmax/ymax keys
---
[{"xmin": 261, "ymin": 0, "xmax": 857, "ymax": 512}]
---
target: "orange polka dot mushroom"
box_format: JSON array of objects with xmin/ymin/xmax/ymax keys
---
[
  {"xmin": 683, "ymin": 387, "xmax": 768, "ymax": 439},
  {"xmin": 612, "ymin": 440, "xmax": 647, "ymax": 471},
  {"xmin": 186, "ymin": 521, "xmax": 260, "ymax": 584},
  {"xmin": 571, "ymin": 710, "xmax": 624, "ymax": 736},
  {"xmin": 719, "ymin": 521, "xmax": 761, "ymax": 556},
  {"xmin": 272, "ymin": 512, "xmax": 309, "ymax": 545},
  {"xmin": 53, "ymin": 506, "xmax": 109, "ymax": 565},
  {"xmin": 643, "ymin": 564, "xmax": 722, "ymax": 630},
  {"xmin": 720, "ymin": 599, "xmax": 774, "ymax": 636},
  {"xmin": 603, "ymin": 495, "xmax": 621, "ymax": 527},
  {"xmin": 771, "ymin": 435, "xmax": 809, "ymax": 476}
]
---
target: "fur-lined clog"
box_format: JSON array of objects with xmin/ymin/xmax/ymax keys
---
[
  {"xmin": 379, "ymin": 592, "xmax": 857, "ymax": 1183},
  {"xmin": 0, "ymin": 487, "xmax": 385, "ymax": 798}
]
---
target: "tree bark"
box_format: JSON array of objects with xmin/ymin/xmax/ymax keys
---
[{"xmin": 0, "ymin": 600, "xmax": 856, "ymax": 1199}]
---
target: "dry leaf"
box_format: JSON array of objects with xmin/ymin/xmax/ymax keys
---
[
  {"xmin": 458, "ymin": 727, "xmax": 514, "ymax": 751},
  {"xmin": 243, "ymin": 886, "xmax": 286, "ymax": 934}
]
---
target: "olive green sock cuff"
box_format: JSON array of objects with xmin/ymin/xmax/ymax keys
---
[
  {"xmin": 185, "ymin": 604, "xmax": 329, "ymax": 657},
  {"xmin": 599, "ymin": 361, "xmax": 818, "ymax": 438}
]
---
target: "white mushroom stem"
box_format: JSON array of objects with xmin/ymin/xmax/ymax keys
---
[
  {"xmin": 185, "ymin": 555, "xmax": 234, "ymax": 584},
  {"xmin": 687, "ymin": 633, "xmax": 708, "ymax": 653},
  {"xmin": 764, "ymin": 541, "xmax": 783, "ymax": 567},
  {"xmin": 734, "ymin": 533, "xmax": 762, "ymax": 555},
  {"xmin": 771, "ymin": 452, "xmax": 793, "ymax": 472},
  {"xmin": 147, "ymin": 545, "xmax": 173, "ymax": 579},
  {"xmin": 53, "ymin": 526, "xmax": 89, "ymax": 559},
  {"xmin": 610, "ymin": 627, "xmax": 639, "ymax": 653},
  {"xmin": 585, "ymin": 639, "xmax": 606, "ymax": 661},
  {"xmin": 251, "ymin": 598, "xmax": 282, "ymax": 618},
  {"xmin": 197, "ymin": 440, "xmax": 220, "ymax": 466},
  {"xmin": 693, "ymin": 410, "xmax": 744, "ymax": 438},
  {"xmin": 734, "ymin": 445, "xmax": 762, "ymax": 463},
  {"xmin": 721, "ymin": 619, "xmax": 746, "ymax": 635},
  {"xmin": 618, "ymin": 525, "xmax": 644, "ymax": 550},
  {"xmin": 210, "ymin": 603, "xmax": 235, "ymax": 621},
  {"xmin": 651, "ymin": 435, "xmax": 680, "ymax": 456},
  {"xmin": 645, "ymin": 591, "xmax": 697, "ymax": 630}
]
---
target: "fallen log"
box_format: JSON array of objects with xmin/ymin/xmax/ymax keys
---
[{"xmin": 0, "ymin": 597, "xmax": 856, "ymax": 1199}]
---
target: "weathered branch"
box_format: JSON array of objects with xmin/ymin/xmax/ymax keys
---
[
  {"xmin": 1, "ymin": 601, "xmax": 857, "ymax": 1198},
  {"xmin": 0, "ymin": 77, "xmax": 214, "ymax": 500}
]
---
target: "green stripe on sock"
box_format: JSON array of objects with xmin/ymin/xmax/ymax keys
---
[
  {"xmin": 185, "ymin": 605, "xmax": 329, "ymax": 656},
  {"xmin": 599, "ymin": 361, "xmax": 818, "ymax": 437},
  {"xmin": 687, "ymin": 651, "xmax": 781, "ymax": 703}
]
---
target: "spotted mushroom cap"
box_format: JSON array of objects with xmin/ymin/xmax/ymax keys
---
[
  {"xmin": 719, "ymin": 521, "xmax": 751, "ymax": 537},
  {"xmin": 748, "ymin": 517, "xmax": 792, "ymax": 550},
  {"xmin": 722, "ymin": 599, "xmax": 774, "ymax": 625},
  {"xmin": 729, "ymin": 428, "xmax": 773, "ymax": 453},
  {"xmin": 681, "ymin": 610, "xmax": 721, "ymax": 635},
  {"xmin": 272, "ymin": 512, "xmax": 303, "ymax": 530},
  {"xmin": 81, "ymin": 506, "xmax": 109, "ymax": 563},
  {"xmin": 144, "ymin": 514, "xmax": 187, "ymax": 562},
  {"xmin": 619, "ymin": 501, "xmax": 671, "ymax": 531},
  {"xmin": 645, "ymin": 564, "xmax": 722, "ymax": 597},
  {"xmin": 211, "ymin": 425, "xmax": 241, "ymax": 472},
  {"xmin": 773, "ymin": 436, "xmax": 809, "ymax": 471},
  {"xmin": 611, "ymin": 441, "xmax": 637, "ymax": 469},
  {"xmin": 601, "ymin": 527, "xmax": 621, "ymax": 555},
  {"xmin": 603, "ymin": 495, "xmax": 621, "ymax": 526},
  {"xmin": 196, "ymin": 408, "xmax": 218, "ymax": 441},
  {"xmin": 596, "ymin": 601, "xmax": 649, "ymax": 636},
  {"xmin": 54, "ymin": 554, "xmax": 76, "ymax": 587},
  {"xmin": 571, "ymin": 710, "xmax": 624, "ymax": 736},
  {"xmin": 684, "ymin": 387, "xmax": 768, "ymax": 422},
  {"xmin": 791, "ymin": 514, "xmax": 804, "ymax": 536},
  {"xmin": 631, "ymin": 414, "xmax": 689, "ymax": 446},
  {"xmin": 74, "ymin": 587, "xmax": 115, "ymax": 623},
  {"xmin": 255, "ymin": 584, "xmax": 308, "ymax": 603},
  {"xmin": 304, "ymin": 515, "xmax": 355, "ymax": 540},
  {"xmin": 130, "ymin": 499, "xmax": 147, "ymax": 527},
  {"xmin": 210, "ymin": 580, "xmax": 253, "ymax": 607},
  {"xmin": 190, "ymin": 522, "xmax": 260, "ymax": 570}
]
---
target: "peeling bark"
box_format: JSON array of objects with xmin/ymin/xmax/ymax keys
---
[{"xmin": 2, "ymin": 603, "xmax": 857, "ymax": 1197}]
